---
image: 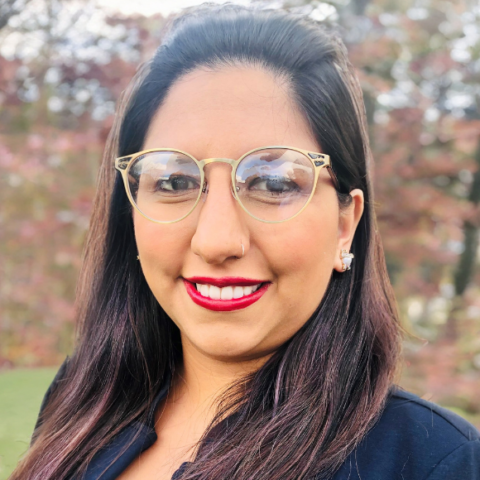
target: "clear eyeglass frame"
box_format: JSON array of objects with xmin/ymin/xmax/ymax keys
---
[{"xmin": 114, "ymin": 145, "xmax": 340, "ymax": 224}]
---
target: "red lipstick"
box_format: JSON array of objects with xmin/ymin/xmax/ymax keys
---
[
  {"xmin": 184, "ymin": 276, "xmax": 265, "ymax": 287},
  {"xmin": 183, "ymin": 277, "xmax": 270, "ymax": 311}
]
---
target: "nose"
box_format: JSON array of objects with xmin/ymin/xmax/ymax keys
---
[{"xmin": 191, "ymin": 163, "xmax": 249, "ymax": 264}]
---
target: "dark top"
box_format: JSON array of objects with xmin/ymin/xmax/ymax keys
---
[{"xmin": 35, "ymin": 361, "xmax": 480, "ymax": 480}]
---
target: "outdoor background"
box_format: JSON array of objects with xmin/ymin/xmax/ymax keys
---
[{"xmin": 0, "ymin": 0, "xmax": 479, "ymax": 477}]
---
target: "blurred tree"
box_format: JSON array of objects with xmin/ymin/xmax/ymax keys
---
[
  {"xmin": 448, "ymin": 138, "xmax": 480, "ymax": 339},
  {"xmin": 0, "ymin": 0, "xmax": 164, "ymax": 366},
  {"xmin": 0, "ymin": 0, "xmax": 33, "ymax": 30},
  {"xmin": 1, "ymin": 0, "xmax": 479, "ymax": 421}
]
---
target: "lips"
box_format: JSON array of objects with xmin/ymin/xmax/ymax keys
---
[
  {"xmin": 184, "ymin": 276, "xmax": 266, "ymax": 288},
  {"xmin": 183, "ymin": 276, "xmax": 270, "ymax": 311}
]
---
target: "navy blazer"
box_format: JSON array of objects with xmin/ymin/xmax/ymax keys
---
[{"xmin": 35, "ymin": 362, "xmax": 480, "ymax": 479}]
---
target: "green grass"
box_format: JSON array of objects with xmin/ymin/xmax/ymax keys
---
[{"xmin": 0, "ymin": 368, "xmax": 58, "ymax": 480}]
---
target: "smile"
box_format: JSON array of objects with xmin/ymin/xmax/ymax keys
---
[
  {"xmin": 183, "ymin": 277, "xmax": 270, "ymax": 311},
  {"xmin": 196, "ymin": 283, "xmax": 261, "ymax": 299}
]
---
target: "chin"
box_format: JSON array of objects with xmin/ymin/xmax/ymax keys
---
[{"xmin": 189, "ymin": 328, "xmax": 270, "ymax": 362}]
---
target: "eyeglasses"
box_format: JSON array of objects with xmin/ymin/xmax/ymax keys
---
[{"xmin": 115, "ymin": 146, "xmax": 339, "ymax": 224}]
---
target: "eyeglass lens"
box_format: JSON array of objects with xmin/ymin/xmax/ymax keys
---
[{"xmin": 126, "ymin": 148, "xmax": 316, "ymax": 222}]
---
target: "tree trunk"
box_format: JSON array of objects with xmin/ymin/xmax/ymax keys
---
[{"xmin": 444, "ymin": 137, "xmax": 480, "ymax": 340}]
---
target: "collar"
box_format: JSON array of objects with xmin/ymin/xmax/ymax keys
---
[
  {"xmin": 82, "ymin": 372, "xmax": 173, "ymax": 480},
  {"xmin": 82, "ymin": 370, "xmax": 238, "ymax": 480}
]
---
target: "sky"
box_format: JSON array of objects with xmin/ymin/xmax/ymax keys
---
[{"xmin": 97, "ymin": 0, "xmax": 252, "ymax": 17}]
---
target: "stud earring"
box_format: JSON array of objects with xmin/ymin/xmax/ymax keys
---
[
  {"xmin": 136, "ymin": 255, "xmax": 140, "ymax": 261},
  {"xmin": 340, "ymin": 250, "xmax": 354, "ymax": 271}
]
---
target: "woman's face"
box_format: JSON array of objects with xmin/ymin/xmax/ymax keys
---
[{"xmin": 136, "ymin": 65, "xmax": 363, "ymax": 362}]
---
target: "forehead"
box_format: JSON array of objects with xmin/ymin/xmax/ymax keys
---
[{"xmin": 143, "ymin": 65, "xmax": 320, "ymax": 158}]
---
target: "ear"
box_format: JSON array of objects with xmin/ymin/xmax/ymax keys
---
[{"xmin": 333, "ymin": 189, "xmax": 364, "ymax": 273}]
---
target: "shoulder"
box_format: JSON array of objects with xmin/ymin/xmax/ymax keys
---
[
  {"xmin": 332, "ymin": 387, "xmax": 480, "ymax": 480},
  {"xmin": 381, "ymin": 387, "xmax": 479, "ymax": 443}
]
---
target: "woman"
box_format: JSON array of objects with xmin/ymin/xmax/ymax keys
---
[{"xmin": 12, "ymin": 3, "xmax": 480, "ymax": 480}]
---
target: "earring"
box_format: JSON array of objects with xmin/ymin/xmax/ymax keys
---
[
  {"xmin": 136, "ymin": 255, "xmax": 140, "ymax": 261},
  {"xmin": 340, "ymin": 250, "xmax": 354, "ymax": 271}
]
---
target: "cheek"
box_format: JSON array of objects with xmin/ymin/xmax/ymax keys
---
[
  {"xmin": 258, "ymin": 203, "xmax": 339, "ymax": 282},
  {"xmin": 251, "ymin": 199, "xmax": 340, "ymax": 328},
  {"xmin": 133, "ymin": 214, "xmax": 191, "ymax": 291}
]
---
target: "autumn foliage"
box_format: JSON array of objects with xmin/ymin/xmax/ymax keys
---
[{"xmin": 0, "ymin": 0, "xmax": 479, "ymax": 424}]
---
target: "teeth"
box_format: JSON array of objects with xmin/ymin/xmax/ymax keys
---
[
  {"xmin": 209, "ymin": 285, "xmax": 221, "ymax": 300},
  {"xmin": 221, "ymin": 286, "xmax": 233, "ymax": 300},
  {"xmin": 195, "ymin": 283, "xmax": 262, "ymax": 300},
  {"xmin": 233, "ymin": 286, "xmax": 243, "ymax": 299}
]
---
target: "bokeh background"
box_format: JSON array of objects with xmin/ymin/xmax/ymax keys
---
[{"xmin": 1, "ymin": 0, "xmax": 479, "ymax": 477}]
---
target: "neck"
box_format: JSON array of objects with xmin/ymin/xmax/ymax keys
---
[{"xmin": 171, "ymin": 334, "xmax": 272, "ymax": 418}]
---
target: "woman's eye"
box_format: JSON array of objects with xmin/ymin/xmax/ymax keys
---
[
  {"xmin": 248, "ymin": 177, "xmax": 299, "ymax": 194},
  {"xmin": 156, "ymin": 175, "xmax": 199, "ymax": 192}
]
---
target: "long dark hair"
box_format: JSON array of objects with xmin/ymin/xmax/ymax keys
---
[{"xmin": 12, "ymin": 4, "xmax": 401, "ymax": 479}]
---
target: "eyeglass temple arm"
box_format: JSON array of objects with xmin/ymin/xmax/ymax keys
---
[
  {"xmin": 326, "ymin": 165, "xmax": 341, "ymax": 191},
  {"xmin": 308, "ymin": 152, "xmax": 341, "ymax": 192}
]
